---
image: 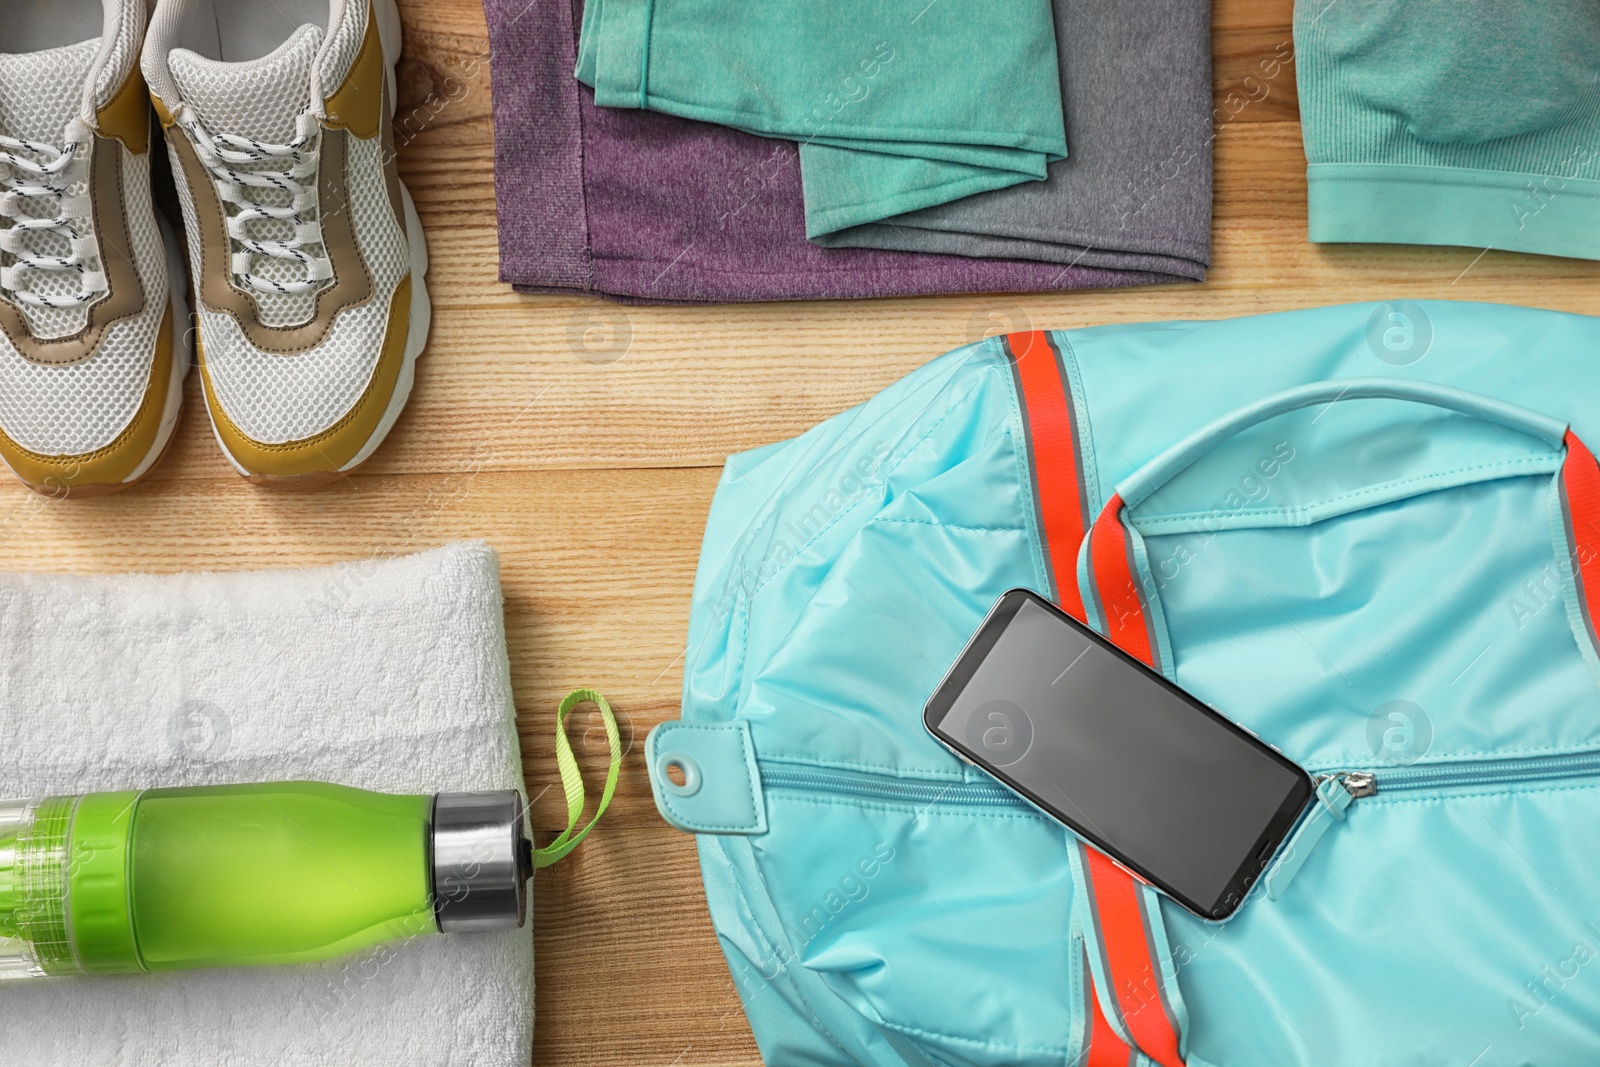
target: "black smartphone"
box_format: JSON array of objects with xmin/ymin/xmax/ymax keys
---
[{"xmin": 923, "ymin": 588, "xmax": 1313, "ymax": 920}]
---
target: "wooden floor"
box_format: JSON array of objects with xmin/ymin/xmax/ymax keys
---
[{"xmin": 9, "ymin": 0, "xmax": 1599, "ymax": 1064}]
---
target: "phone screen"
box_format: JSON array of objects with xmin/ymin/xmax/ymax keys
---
[{"xmin": 924, "ymin": 589, "xmax": 1312, "ymax": 919}]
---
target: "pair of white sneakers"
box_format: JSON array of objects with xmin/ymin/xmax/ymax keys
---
[{"xmin": 0, "ymin": 0, "xmax": 429, "ymax": 494}]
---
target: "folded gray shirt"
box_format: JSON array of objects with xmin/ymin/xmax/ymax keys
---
[{"xmin": 817, "ymin": 0, "xmax": 1213, "ymax": 278}]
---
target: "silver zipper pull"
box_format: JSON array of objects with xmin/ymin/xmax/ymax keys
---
[
  {"xmin": 1340, "ymin": 771, "xmax": 1377, "ymax": 798},
  {"xmin": 1266, "ymin": 771, "xmax": 1372, "ymax": 901}
]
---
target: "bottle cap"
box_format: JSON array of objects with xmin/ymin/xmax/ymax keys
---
[
  {"xmin": 430, "ymin": 790, "xmax": 533, "ymax": 932},
  {"xmin": 68, "ymin": 790, "xmax": 144, "ymax": 974}
]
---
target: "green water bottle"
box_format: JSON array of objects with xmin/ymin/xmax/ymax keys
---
[
  {"xmin": 0, "ymin": 782, "xmax": 534, "ymax": 978},
  {"xmin": 0, "ymin": 690, "xmax": 619, "ymax": 979}
]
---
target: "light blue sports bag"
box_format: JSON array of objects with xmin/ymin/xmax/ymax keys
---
[{"xmin": 647, "ymin": 301, "xmax": 1600, "ymax": 1067}]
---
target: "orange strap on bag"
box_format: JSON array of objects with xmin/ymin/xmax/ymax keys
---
[{"xmin": 1006, "ymin": 331, "xmax": 1187, "ymax": 1067}]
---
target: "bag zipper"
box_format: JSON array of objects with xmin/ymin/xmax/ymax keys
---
[
  {"xmin": 1355, "ymin": 749, "xmax": 1600, "ymax": 794},
  {"xmin": 762, "ymin": 752, "xmax": 1600, "ymax": 902},
  {"xmin": 765, "ymin": 750, "xmax": 1600, "ymax": 810},
  {"xmin": 1266, "ymin": 750, "xmax": 1600, "ymax": 900}
]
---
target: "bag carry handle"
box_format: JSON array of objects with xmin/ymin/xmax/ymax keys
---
[
  {"xmin": 1079, "ymin": 378, "xmax": 1598, "ymax": 674},
  {"xmin": 1114, "ymin": 377, "xmax": 1570, "ymax": 511},
  {"xmin": 1081, "ymin": 379, "xmax": 1580, "ymax": 671}
]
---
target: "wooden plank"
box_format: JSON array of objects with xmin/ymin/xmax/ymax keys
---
[{"xmin": 533, "ymin": 827, "xmax": 758, "ymax": 1066}]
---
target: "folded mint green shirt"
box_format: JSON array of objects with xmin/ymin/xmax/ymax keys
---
[{"xmin": 575, "ymin": 0, "xmax": 1068, "ymax": 237}]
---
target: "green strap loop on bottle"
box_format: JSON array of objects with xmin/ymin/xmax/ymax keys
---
[{"xmin": 532, "ymin": 688, "xmax": 622, "ymax": 868}]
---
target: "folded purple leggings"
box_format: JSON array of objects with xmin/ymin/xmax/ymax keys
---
[{"xmin": 483, "ymin": 0, "xmax": 1185, "ymax": 303}]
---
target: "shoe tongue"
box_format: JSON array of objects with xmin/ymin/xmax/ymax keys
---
[
  {"xmin": 0, "ymin": 38, "xmax": 99, "ymax": 143},
  {"xmin": 169, "ymin": 23, "xmax": 323, "ymax": 144}
]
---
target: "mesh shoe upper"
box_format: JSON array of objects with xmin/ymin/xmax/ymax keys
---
[
  {"xmin": 0, "ymin": 0, "xmax": 171, "ymax": 462},
  {"xmin": 0, "ymin": 39, "xmax": 104, "ymax": 340},
  {"xmin": 148, "ymin": 0, "xmax": 414, "ymax": 456},
  {"xmin": 170, "ymin": 26, "xmax": 327, "ymax": 329}
]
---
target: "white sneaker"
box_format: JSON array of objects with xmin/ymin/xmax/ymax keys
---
[
  {"xmin": 143, "ymin": 0, "xmax": 429, "ymax": 484},
  {"xmin": 0, "ymin": 0, "xmax": 187, "ymax": 496}
]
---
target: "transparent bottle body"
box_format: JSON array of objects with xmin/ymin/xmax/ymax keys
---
[
  {"xmin": 0, "ymin": 796, "xmax": 79, "ymax": 979},
  {"xmin": 0, "ymin": 785, "xmax": 438, "ymax": 979}
]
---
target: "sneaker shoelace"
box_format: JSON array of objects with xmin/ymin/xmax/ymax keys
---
[
  {"xmin": 0, "ymin": 124, "xmax": 107, "ymax": 310},
  {"xmin": 180, "ymin": 109, "xmax": 332, "ymax": 296}
]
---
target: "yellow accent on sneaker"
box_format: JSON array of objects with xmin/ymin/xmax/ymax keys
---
[
  {"xmin": 196, "ymin": 277, "xmax": 412, "ymax": 481},
  {"xmin": 323, "ymin": 5, "xmax": 385, "ymax": 140},
  {"xmin": 0, "ymin": 307, "xmax": 177, "ymax": 496},
  {"xmin": 96, "ymin": 66, "xmax": 151, "ymax": 155},
  {"xmin": 149, "ymin": 93, "xmax": 175, "ymax": 130}
]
